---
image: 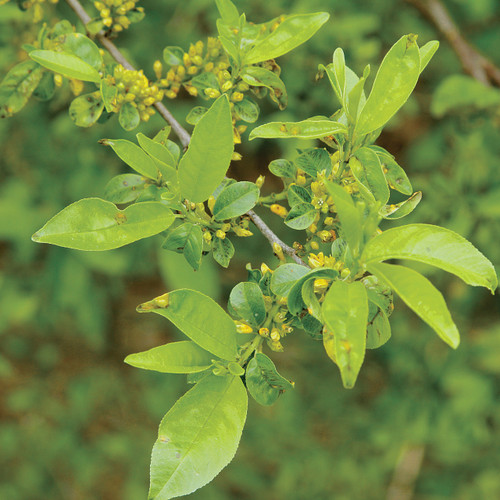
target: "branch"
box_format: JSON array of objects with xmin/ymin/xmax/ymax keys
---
[
  {"xmin": 247, "ymin": 210, "xmax": 306, "ymax": 266},
  {"xmin": 407, "ymin": 0, "xmax": 500, "ymax": 86},
  {"xmin": 65, "ymin": 0, "xmax": 305, "ymax": 265},
  {"xmin": 386, "ymin": 444, "xmax": 425, "ymax": 500},
  {"xmin": 65, "ymin": 0, "xmax": 191, "ymax": 148}
]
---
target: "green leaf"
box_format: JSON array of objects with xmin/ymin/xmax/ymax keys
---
[
  {"xmin": 0, "ymin": 60, "xmax": 44, "ymax": 117},
  {"xmin": 178, "ymin": 95, "xmax": 234, "ymax": 203},
  {"xmin": 250, "ymin": 119, "xmax": 347, "ymax": 140},
  {"xmin": 162, "ymin": 223, "xmax": 203, "ymax": 271},
  {"xmin": 371, "ymin": 147, "xmax": 413, "ymax": 195},
  {"xmin": 363, "ymin": 224, "xmax": 498, "ymax": 292},
  {"xmin": 149, "ymin": 375, "xmax": 247, "ymax": 499},
  {"xmin": 419, "ymin": 40, "xmax": 439, "ymax": 72},
  {"xmin": 137, "ymin": 289, "xmax": 237, "ymax": 360},
  {"xmin": 294, "ymin": 148, "xmax": 331, "ymax": 177},
  {"xmin": 59, "ymin": 32, "xmax": 103, "ymax": 71},
  {"xmin": 368, "ymin": 262, "xmax": 460, "ymax": 348},
  {"xmin": 346, "ymin": 64, "xmax": 370, "ymax": 121},
  {"xmin": 104, "ymin": 174, "xmax": 146, "ymax": 204},
  {"xmin": 213, "ymin": 181, "xmax": 259, "ymax": 221},
  {"xmin": 379, "ymin": 191, "xmax": 422, "ymax": 219},
  {"xmin": 69, "ymin": 92, "xmax": 104, "ymax": 127},
  {"xmin": 322, "ymin": 280, "xmax": 368, "ymax": 388},
  {"xmin": 355, "ymin": 35, "xmax": 420, "ymax": 136},
  {"xmin": 101, "ymin": 138, "xmax": 159, "ymax": 180},
  {"xmin": 125, "ymin": 341, "xmax": 214, "ymax": 373},
  {"xmin": 324, "ymin": 181, "xmax": 362, "ymax": 254},
  {"xmin": 270, "ymin": 263, "xmax": 310, "ymax": 297},
  {"xmin": 287, "ymin": 268, "xmax": 338, "ymax": 316},
  {"xmin": 366, "ymin": 309, "xmax": 391, "ymax": 349},
  {"xmin": 331, "ymin": 48, "xmax": 346, "ymax": 102},
  {"xmin": 233, "ymin": 97, "xmax": 259, "ymax": 123},
  {"xmin": 287, "ymin": 184, "xmax": 311, "ymax": 206},
  {"xmin": 244, "ymin": 12, "xmax": 330, "ymax": 65},
  {"xmin": 33, "ymin": 70, "xmax": 55, "ymax": 101},
  {"xmin": 215, "ymin": 0, "xmax": 239, "ymax": 26},
  {"xmin": 119, "ymin": 101, "xmax": 140, "ymax": 131},
  {"xmin": 30, "ymin": 50, "xmax": 101, "ymax": 83},
  {"xmin": 86, "ymin": 18, "xmax": 105, "ymax": 36},
  {"xmin": 284, "ymin": 202, "xmax": 316, "ymax": 230},
  {"xmin": 100, "ymin": 77, "xmax": 117, "ymax": 112},
  {"xmin": 136, "ymin": 132, "xmax": 177, "ymax": 181},
  {"xmin": 212, "ymin": 236, "xmax": 234, "ymax": 268},
  {"xmin": 246, "ymin": 353, "xmax": 294, "ymax": 406},
  {"xmin": 268, "ymin": 159, "xmax": 296, "ymax": 178},
  {"xmin": 229, "ymin": 282, "xmax": 266, "ymax": 327},
  {"xmin": 163, "ymin": 46, "xmax": 184, "ymax": 66},
  {"xmin": 240, "ymin": 66, "xmax": 287, "ymax": 110},
  {"xmin": 350, "ymin": 147, "xmax": 390, "ymax": 205},
  {"xmin": 32, "ymin": 198, "xmax": 174, "ymax": 250},
  {"xmin": 186, "ymin": 106, "xmax": 208, "ymax": 125}
]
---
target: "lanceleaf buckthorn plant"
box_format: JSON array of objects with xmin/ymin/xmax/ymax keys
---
[{"xmin": 1, "ymin": 0, "xmax": 497, "ymax": 497}]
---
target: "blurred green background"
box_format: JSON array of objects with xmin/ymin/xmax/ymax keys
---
[{"xmin": 1, "ymin": 0, "xmax": 500, "ymax": 498}]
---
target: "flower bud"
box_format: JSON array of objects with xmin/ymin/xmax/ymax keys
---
[
  {"xmin": 153, "ymin": 60, "xmax": 163, "ymax": 79},
  {"xmin": 258, "ymin": 327, "xmax": 270, "ymax": 337},
  {"xmin": 215, "ymin": 230, "xmax": 226, "ymax": 239},
  {"xmin": 236, "ymin": 322, "xmax": 253, "ymax": 334},
  {"xmin": 270, "ymin": 204, "xmax": 288, "ymax": 218}
]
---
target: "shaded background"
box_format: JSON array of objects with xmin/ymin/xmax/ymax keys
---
[{"xmin": 1, "ymin": 0, "xmax": 500, "ymax": 498}]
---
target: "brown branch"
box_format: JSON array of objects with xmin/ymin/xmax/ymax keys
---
[
  {"xmin": 65, "ymin": 0, "xmax": 191, "ymax": 148},
  {"xmin": 387, "ymin": 444, "xmax": 425, "ymax": 500},
  {"xmin": 407, "ymin": 0, "xmax": 500, "ymax": 86},
  {"xmin": 247, "ymin": 210, "xmax": 306, "ymax": 266},
  {"xmin": 65, "ymin": 0, "xmax": 305, "ymax": 264}
]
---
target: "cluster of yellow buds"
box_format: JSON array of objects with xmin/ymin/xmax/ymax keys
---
[
  {"xmin": 105, "ymin": 65, "xmax": 163, "ymax": 122},
  {"xmin": 2, "ymin": 0, "xmax": 59, "ymax": 23},
  {"xmin": 93, "ymin": 0, "xmax": 143, "ymax": 33},
  {"xmin": 308, "ymin": 252, "xmax": 337, "ymax": 269}
]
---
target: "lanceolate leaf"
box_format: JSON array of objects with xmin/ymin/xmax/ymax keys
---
[
  {"xmin": 125, "ymin": 341, "xmax": 214, "ymax": 373},
  {"xmin": 419, "ymin": 40, "xmax": 439, "ymax": 73},
  {"xmin": 59, "ymin": 32, "xmax": 103, "ymax": 71},
  {"xmin": 213, "ymin": 181, "xmax": 260, "ymax": 221},
  {"xmin": 137, "ymin": 289, "xmax": 238, "ymax": 360},
  {"xmin": 355, "ymin": 35, "xmax": 420, "ymax": 136},
  {"xmin": 244, "ymin": 12, "xmax": 329, "ymax": 65},
  {"xmin": 363, "ymin": 224, "xmax": 498, "ymax": 292},
  {"xmin": 322, "ymin": 280, "xmax": 368, "ymax": 389},
  {"xmin": 368, "ymin": 262, "xmax": 460, "ymax": 348},
  {"xmin": 149, "ymin": 375, "xmax": 247, "ymax": 499},
  {"xmin": 379, "ymin": 192, "xmax": 422, "ymax": 219},
  {"xmin": 137, "ymin": 133, "xmax": 177, "ymax": 171},
  {"xmin": 32, "ymin": 198, "xmax": 174, "ymax": 250},
  {"xmin": 30, "ymin": 49, "xmax": 101, "ymax": 83},
  {"xmin": 250, "ymin": 119, "xmax": 347, "ymax": 140},
  {"xmin": 178, "ymin": 95, "xmax": 234, "ymax": 203}
]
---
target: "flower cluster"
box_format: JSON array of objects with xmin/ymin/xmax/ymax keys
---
[{"xmin": 93, "ymin": 0, "xmax": 144, "ymax": 33}]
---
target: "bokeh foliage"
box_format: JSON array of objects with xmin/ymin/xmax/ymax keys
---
[{"xmin": 1, "ymin": 0, "xmax": 500, "ymax": 498}]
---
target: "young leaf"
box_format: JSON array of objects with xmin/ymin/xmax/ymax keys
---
[
  {"xmin": 149, "ymin": 375, "xmax": 247, "ymax": 499},
  {"xmin": 268, "ymin": 159, "xmax": 296, "ymax": 178},
  {"xmin": 246, "ymin": 353, "xmax": 294, "ymax": 406},
  {"xmin": 137, "ymin": 132, "xmax": 177, "ymax": 170},
  {"xmin": 350, "ymin": 147, "xmax": 390, "ymax": 205},
  {"xmin": 33, "ymin": 71, "xmax": 56, "ymax": 101},
  {"xmin": 0, "ymin": 60, "xmax": 44, "ymax": 118},
  {"xmin": 125, "ymin": 341, "xmax": 214, "ymax": 373},
  {"xmin": 287, "ymin": 184, "xmax": 312, "ymax": 206},
  {"xmin": 322, "ymin": 280, "xmax": 368, "ymax": 388},
  {"xmin": 419, "ymin": 40, "xmax": 439, "ymax": 73},
  {"xmin": 32, "ymin": 198, "xmax": 175, "ymax": 250},
  {"xmin": 100, "ymin": 77, "xmax": 117, "ymax": 113},
  {"xmin": 371, "ymin": 147, "xmax": 413, "ymax": 195},
  {"xmin": 186, "ymin": 106, "xmax": 208, "ymax": 125},
  {"xmin": 178, "ymin": 95, "xmax": 234, "ymax": 203},
  {"xmin": 379, "ymin": 191, "xmax": 422, "ymax": 219},
  {"xmin": 162, "ymin": 223, "xmax": 203, "ymax": 271},
  {"xmin": 213, "ymin": 181, "xmax": 260, "ymax": 221},
  {"xmin": 229, "ymin": 282, "xmax": 266, "ymax": 327},
  {"xmin": 59, "ymin": 32, "xmax": 103, "ymax": 71},
  {"xmin": 30, "ymin": 50, "xmax": 101, "ymax": 83},
  {"xmin": 368, "ymin": 262, "xmax": 460, "ymax": 348},
  {"xmin": 331, "ymin": 48, "xmax": 346, "ymax": 102},
  {"xmin": 366, "ymin": 309, "xmax": 391, "ymax": 349},
  {"xmin": 270, "ymin": 263, "xmax": 310, "ymax": 297},
  {"xmin": 119, "ymin": 101, "xmax": 140, "ymax": 131},
  {"xmin": 212, "ymin": 236, "xmax": 234, "ymax": 268},
  {"xmin": 324, "ymin": 181, "xmax": 362, "ymax": 254},
  {"xmin": 233, "ymin": 97, "xmax": 260, "ymax": 123},
  {"xmin": 284, "ymin": 202, "xmax": 317, "ymax": 230},
  {"xmin": 215, "ymin": 0, "xmax": 239, "ymax": 26},
  {"xmin": 69, "ymin": 92, "xmax": 105, "ymax": 127},
  {"xmin": 355, "ymin": 35, "xmax": 420, "ymax": 136},
  {"xmin": 250, "ymin": 119, "xmax": 347, "ymax": 140},
  {"xmin": 137, "ymin": 289, "xmax": 238, "ymax": 360},
  {"xmin": 101, "ymin": 138, "xmax": 159, "ymax": 180},
  {"xmin": 104, "ymin": 173, "xmax": 146, "ymax": 204},
  {"xmin": 240, "ymin": 66, "xmax": 288, "ymax": 110},
  {"xmin": 363, "ymin": 224, "xmax": 498, "ymax": 292},
  {"xmin": 244, "ymin": 12, "xmax": 330, "ymax": 65}
]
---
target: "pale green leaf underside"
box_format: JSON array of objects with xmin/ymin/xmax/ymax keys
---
[
  {"xmin": 137, "ymin": 289, "xmax": 237, "ymax": 361},
  {"xmin": 125, "ymin": 341, "xmax": 214, "ymax": 373},
  {"xmin": 363, "ymin": 224, "xmax": 498, "ymax": 292},
  {"xmin": 250, "ymin": 119, "xmax": 346, "ymax": 140},
  {"xmin": 368, "ymin": 262, "xmax": 460, "ymax": 348},
  {"xmin": 149, "ymin": 375, "xmax": 247, "ymax": 499},
  {"xmin": 32, "ymin": 198, "xmax": 174, "ymax": 250}
]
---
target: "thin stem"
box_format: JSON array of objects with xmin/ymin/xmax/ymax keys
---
[
  {"xmin": 238, "ymin": 335, "xmax": 263, "ymax": 366},
  {"xmin": 65, "ymin": 0, "xmax": 191, "ymax": 148},
  {"xmin": 247, "ymin": 210, "xmax": 306, "ymax": 266},
  {"xmin": 65, "ymin": 0, "xmax": 305, "ymax": 264}
]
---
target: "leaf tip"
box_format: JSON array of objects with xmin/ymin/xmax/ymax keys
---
[
  {"xmin": 31, "ymin": 232, "xmax": 41, "ymax": 243},
  {"xmin": 98, "ymin": 138, "xmax": 112, "ymax": 146}
]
